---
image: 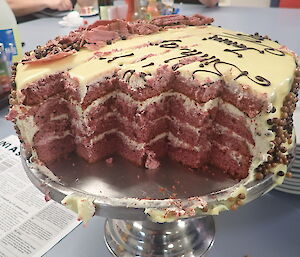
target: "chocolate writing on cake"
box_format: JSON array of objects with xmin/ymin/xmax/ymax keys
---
[
  {"xmin": 99, "ymin": 34, "xmax": 277, "ymax": 87},
  {"xmin": 206, "ymin": 32, "xmax": 285, "ymax": 58},
  {"xmin": 160, "ymin": 40, "xmax": 271, "ymax": 87}
]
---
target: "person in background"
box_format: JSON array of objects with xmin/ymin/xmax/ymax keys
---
[
  {"xmin": 7, "ymin": 0, "xmax": 73, "ymax": 16},
  {"xmin": 199, "ymin": 0, "xmax": 219, "ymax": 7},
  {"xmin": 7, "ymin": 0, "xmax": 218, "ymax": 23},
  {"xmin": 6, "ymin": 0, "xmax": 96, "ymax": 18}
]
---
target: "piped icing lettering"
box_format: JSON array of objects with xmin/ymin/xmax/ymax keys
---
[
  {"xmin": 123, "ymin": 69, "xmax": 135, "ymax": 82},
  {"xmin": 159, "ymin": 40, "xmax": 182, "ymax": 49},
  {"xmin": 142, "ymin": 62, "xmax": 155, "ymax": 68},
  {"xmin": 107, "ymin": 53, "xmax": 134, "ymax": 63},
  {"xmin": 193, "ymin": 58, "xmax": 271, "ymax": 87},
  {"xmin": 164, "ymin": 49, "xmax": 205, "ymax": 63},
  {"xmin": 207, "ymin": 32, "xmax": 285, "ymax": 58},
  {"xmin": 153, "ymin": 41, "xmax": 272, "ymax": 86}
]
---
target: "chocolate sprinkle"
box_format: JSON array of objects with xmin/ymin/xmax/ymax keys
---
[
  {"xmin": 270, "ymin": 106, "xmax": 276, "ymax": 113},
  {"xmin": 277, "ymin": 170, "xmax": 285, "ymax": 176}
]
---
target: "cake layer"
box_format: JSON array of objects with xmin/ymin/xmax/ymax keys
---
[
  {"xmin": 74, "ymin": 119, "xmax": 251, "ymax": 177},
  {"xmin": 118, "ymin": 65, "xmax": 174, "ymax": 101},
  {"xmin": 211, "ymin": 128, "xmax": 251, "ymax": 156},
  {"xmin": 82, "ymin": 91, "xmax": 219, "ymax": 121},
  {"xmin": 20, "ymin": 73, "xmax": 66, "ymax": 105},
  {"xmin": 33, "ymin": 98, "xmax": 69, "ymax": 125},
  {"xmin": 76, "ymin": 131, "xmax": 168, "ymax": 165},
  {"xmin": 16, "ymin": 82, "xmax": 258, "ymax": 179},
  {"xmin": 210, "ymin": 144, "xmax": 250, "ymax": 180},
  {"xmin": 14, "ymin": 72, "xmax": 262, "ymax": 181},
  {"xmin": 33, "ymin": 119, "xmax": 71, "ymax": 144},
  {"xmin": 81, "ymin": 79, "xmax": 116, "ymax": 109},
  {"xmin": 76, "ymin": 133, "xmax": 117, "ymax": 163},
  {"xmin": 168, "ymin": 146, "xmax": 210, "ymax": 169},
  {"xmin": 117, "ymin": 115, "xmax": 168, "ymax": 142},
  {"xmin": 215, "ymin": 108, "xmax": 254, "ymax": 145},
  {"xmin": 173, "ymin": 76, "xmax": 222, "ymax": 105},
  {"xmin": 34, "ymin": 134, "xmax": 75, "ymax": 163}
]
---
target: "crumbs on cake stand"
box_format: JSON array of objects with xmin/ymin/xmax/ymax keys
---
[{"xmin": 105, "ymin": 157, "xmax": 114, "ymax": 165}]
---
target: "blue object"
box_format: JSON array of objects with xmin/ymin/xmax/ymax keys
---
[{"xmin": 0, "ymin": 29, "xmax": 17, "ymax": 66}]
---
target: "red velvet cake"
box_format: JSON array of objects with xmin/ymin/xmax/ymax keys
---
[{"xmin": 8, "ymin": 14, "xmax": 299, "ymax": 183}]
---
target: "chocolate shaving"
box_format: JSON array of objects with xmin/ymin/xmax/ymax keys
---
[
  {"xmin": 21, "ymin": 50, "xmax": 76, "ymax": 64},
  {"xmin": 20, "ymin": 14, "xmax": 214, "ymax": 64}
]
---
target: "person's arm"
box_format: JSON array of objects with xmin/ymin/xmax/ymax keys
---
[
  {"xmin": 199, "ymin": 0, "xmax": 219, "ymax": 7},
  {"xmin": 6, "ymin": 0, "xmax": 73, "ymax": 16},
  {"xmin": 76, "ymin": 0, "xmax": 96, "ymax": 7}
]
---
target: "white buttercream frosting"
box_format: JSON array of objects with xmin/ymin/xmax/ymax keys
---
[{"xmin": 61, "ymin": 194, "xmax": 95, "ymax": 223}]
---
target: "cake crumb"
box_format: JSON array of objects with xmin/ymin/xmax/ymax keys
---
[
  {"xmin": 105, "ymin": 157, "xmax": 113, "ymax": 165},
  {"xmin": 145, "ymin": 151, "xmax": 160, "ymax": 169},
  {"xmin": 170, "ymin": 193, "xmax": 177, "ymax": 199},
  {"xmin": 44, "ymin": 193, "xmax": 51, "ymax": 202}
]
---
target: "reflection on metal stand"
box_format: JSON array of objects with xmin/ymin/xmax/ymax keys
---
[{"xmin": 105, "ymin": 217, "xmax": 215, "ymax": 256}]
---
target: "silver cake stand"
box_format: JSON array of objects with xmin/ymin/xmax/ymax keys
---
[{"xmin": 21, "ymin": 150, "xmax": 276, "ymax": 257}]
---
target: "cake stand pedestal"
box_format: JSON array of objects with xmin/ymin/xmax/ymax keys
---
[
  {"xmin": 105, "ymin": 216, "xmax": 215, "ymax": 257},
  {"xmin": 21, "ymin": 151, "xmax": 276, "ymax": 257}
]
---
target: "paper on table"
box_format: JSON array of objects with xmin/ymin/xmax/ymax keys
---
[{"xmin": 0, "ymin": 135, "xmax": 81, "ymax": 257}]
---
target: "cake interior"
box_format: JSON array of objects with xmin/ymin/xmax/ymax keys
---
[{"xmin": 25, "ymin": 71, "xmax": 260, "ymax": 180}]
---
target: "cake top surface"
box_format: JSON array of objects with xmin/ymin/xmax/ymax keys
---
[{"xmin": 15, "ymin": 15, "xmax": 298, "ymax": 109}]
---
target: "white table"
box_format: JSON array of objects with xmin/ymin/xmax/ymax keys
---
[{"xmin": 1, "ymin": 5, "xmax": 300, "ymax": 257}]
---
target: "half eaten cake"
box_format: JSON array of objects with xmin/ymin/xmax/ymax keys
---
[{"xmin": 8, "ymin": 14, "xmax": 299, "ymax": 182}]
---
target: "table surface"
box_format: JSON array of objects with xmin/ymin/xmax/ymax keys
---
[{"xmin": 1, "ymin": 5, "xmax": 300, "ymax": 257}]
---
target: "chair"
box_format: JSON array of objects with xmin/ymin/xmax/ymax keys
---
[{"xmin": 271, "ymin": 0, "xmax": 300, "ymax": 8}]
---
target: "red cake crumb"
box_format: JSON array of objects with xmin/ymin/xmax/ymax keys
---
[
  {"xmin": 105, "ymin": 157, "xmax": 114, "ymax": 165},
  {"xmin": 44, "ymin": 193, "xmax": 51, "ymax": 202},
  {"xmin": 145, "ymin": 151, "xmax": 160, "ymax": 169}
]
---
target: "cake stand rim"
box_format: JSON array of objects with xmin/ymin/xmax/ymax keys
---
[{"xmin": 21, "ymin": 146, "xmax": 277, "ymax": 212}]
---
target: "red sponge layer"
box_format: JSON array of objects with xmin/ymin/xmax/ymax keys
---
[{"xmin": 22, "ymin": 71, "xmax": 262, "ymax": 180}]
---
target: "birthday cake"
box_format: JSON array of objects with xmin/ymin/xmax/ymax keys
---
[{"xmin": 8, "ymin": 15, "xmax": 299, "ymax": 182}]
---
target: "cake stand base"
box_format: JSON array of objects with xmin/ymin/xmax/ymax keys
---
[{"xmin": 104, "ymin": 216, "xmax": 215, "ymax": 257}]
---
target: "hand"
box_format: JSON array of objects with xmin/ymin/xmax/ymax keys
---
[
  {"xmin": 199, "ymin": 0, "xmax": 219, "ymax": 7},
  {"xmin": 46, "ymin": 0, "xmax": 73, "ymax": 11}
]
